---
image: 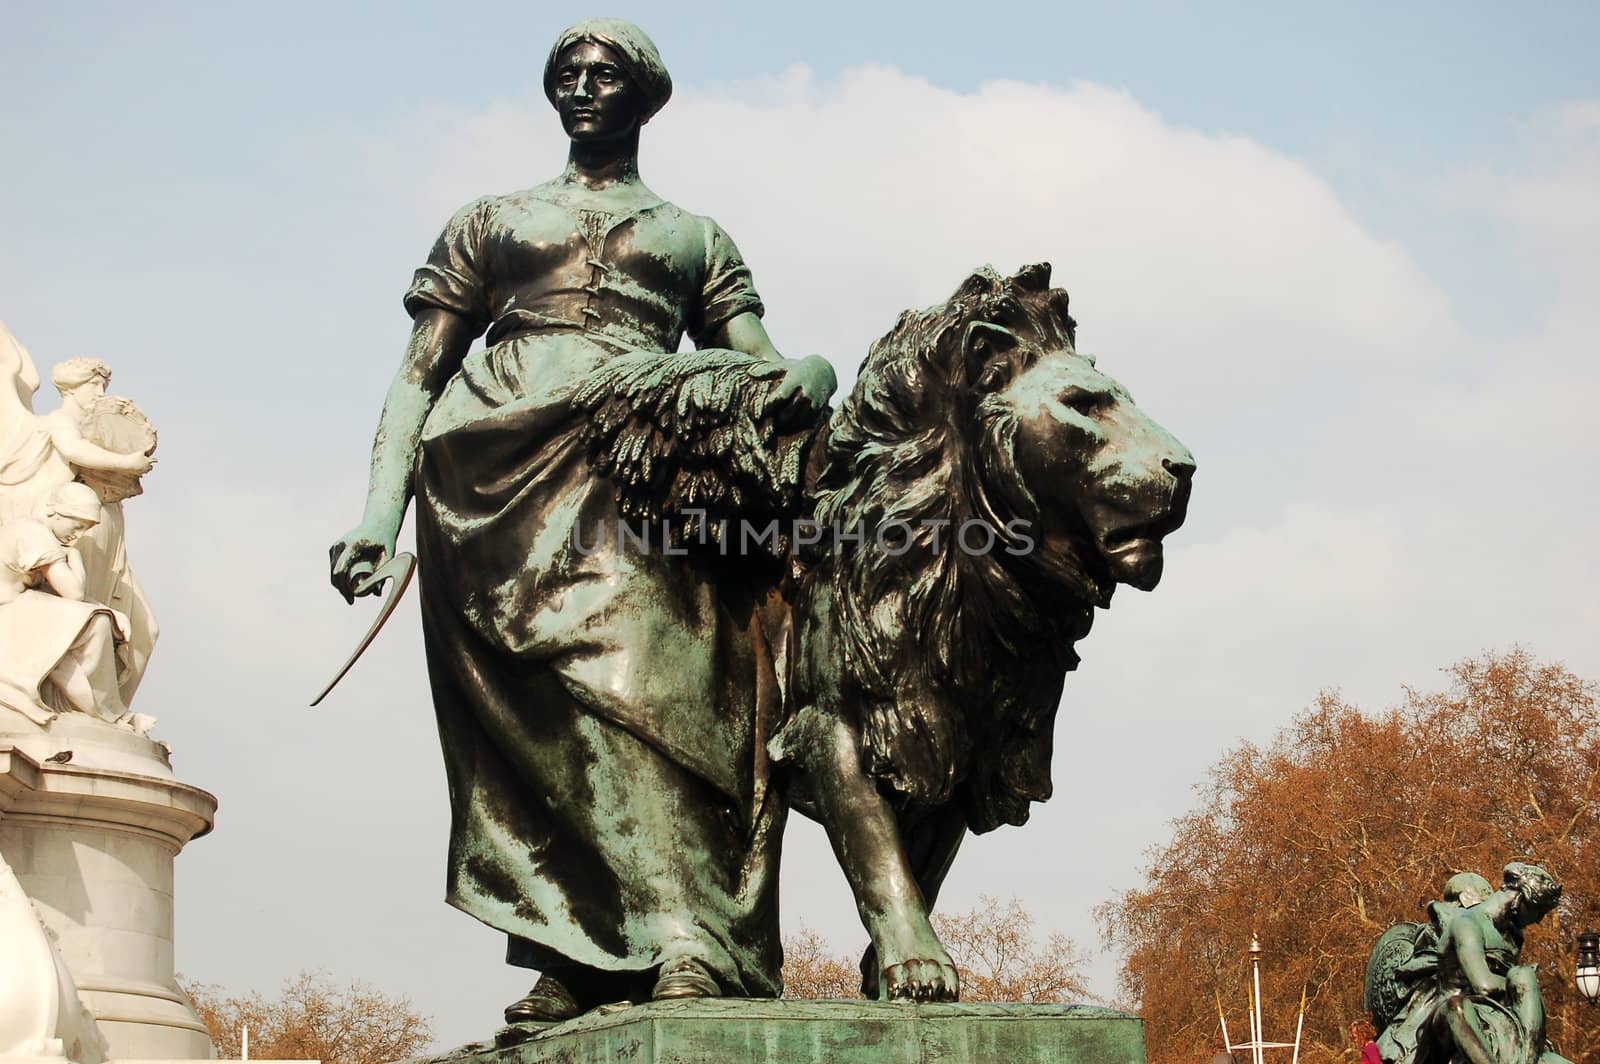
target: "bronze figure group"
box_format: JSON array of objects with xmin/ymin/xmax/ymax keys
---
[
  {"xmin": 1367, "ymin": 864, "xmax": 1569, "ymax": 1064},
  {"xmin": 329, "ymin": 17, "xmax": 1194, "ymax": 1024}
]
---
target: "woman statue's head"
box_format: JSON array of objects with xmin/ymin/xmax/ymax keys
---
[
  {"xmin": 1502, "ymin": 862, "xmax": 1562, "ymax": 926},
  {"xmin": 43, "ymin": 481, "xmax": 102, "ymax": 544},
  {"xmin": 544, "ymin": 19, "xmax": 672, "ymax": 143},
  {"xmin": 52, "ymin": 357, "xmax": 111, "ymax": 403}
]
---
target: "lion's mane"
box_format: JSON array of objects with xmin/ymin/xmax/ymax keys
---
[{"xmin": 809, "ymin": 263, "xmax": 1100, "ymax": 833}]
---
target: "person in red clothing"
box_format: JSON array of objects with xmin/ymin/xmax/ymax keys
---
[{"xmin": 1354, "ymin": 1018, "xmax": 1381, "ymax": 1064}]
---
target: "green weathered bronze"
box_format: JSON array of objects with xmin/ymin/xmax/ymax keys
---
[
  {"xmin": 329, "ymin": 15, "xmax": 1195, "ymax": 1025},
  {"xmin": 1365, "ymin": 863, "xmax": 1570, "ymax": 1064},
  {"xmin": 331, "ymin": 15, "xmax": 832, "ymax": 1017},
  {"xmin": 405, "ymin": 1000, "xmax": 1147, "ymax": 1064},
  {"xmin": 771, "ymin": 263, "xmax": 1194, "ymax": 1001}
]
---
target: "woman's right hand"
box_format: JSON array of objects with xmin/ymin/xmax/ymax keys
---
[
  {"xmin": 752, "ymin": 354, "xmax": 837, "ymax": 429},
  {"xmin": 329, "ymin": 516, "xmax": 401, "ymax": 604},
  {"xmin": 120, "ymin": 452, "xmax": 156, "ymax": 476}
]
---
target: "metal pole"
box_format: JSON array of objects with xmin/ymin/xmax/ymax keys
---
[
  {"xmin": 242, "ymin": 1022, "xmax": 249, "ymax": 1061},
  {"xmin": 1217, "ymin": 989, "xmax": 1234, "ymax": 1053},
  {"xmin": 1250, "ymin": 936, "xmax": 1265, "ymax": 1064},
  {"xmin": 1290, "ymin": 984, "xmax": 1306, "ymax": 1064},
  {"xmin": 1245, "ymin": 966, "xmax": 1260, "ymax": 1063}
]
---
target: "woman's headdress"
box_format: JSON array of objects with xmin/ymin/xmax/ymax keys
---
[
  {"xmin": 52, "ymin": 357, "xmax": 111, "ymax": 393},
  {"xmin": 45, "ymin": 482, "xmax": 102, "ymax": 522},
  {"xmin": 544, "ymin": 18, "xmax": 673, "ymax": 123},
  {"xmin": 1502, "ymin": 861, "xmax": 1562, "ymax": 916}
]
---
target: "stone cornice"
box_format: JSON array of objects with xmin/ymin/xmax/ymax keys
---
[{"xmin": 0, "ymin": 746, "xmax": 216, "ymax": 848}]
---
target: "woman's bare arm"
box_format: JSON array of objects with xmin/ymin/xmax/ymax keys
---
[
  {"xmin": 42, "ymin": 555, "xmax": 87, "ymax": 602},
  {"xmin": 709, "ymin": 311, "xmax": 783, "ymax": 362},
  {"xmin": 46, "ymin": 417, "xmax": 153, "ymax": 474},
  {"xmin": 0, "ymin": 321, "xmax": 37, "ymax": 426},
  {"xmin": 709, "ymin": 311, "xmax": 837, "ymax": 423},
  {"xmin": 1446, "ymin": 914, "xmax": 1508, "ymax": 997},
  {"xmin": 329, "ymin": 308, "xmax": 475, "ymax": 601},
  {"xmin": 360, "ymin": 310, "xmax": 474, "ymax": 524}
]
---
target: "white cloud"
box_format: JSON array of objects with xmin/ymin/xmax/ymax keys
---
[{"xmin": 393, "ymin": 67, "xmax": 1463, "ymax": 398}]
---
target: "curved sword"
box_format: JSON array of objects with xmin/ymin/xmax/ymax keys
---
[{"xmin": 310, "ymin": 551, "xmax": 417, "ymax": 707}]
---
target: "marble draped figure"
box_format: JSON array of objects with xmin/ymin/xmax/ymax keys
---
[
  {"xmin": 329, "ymin": 15, "xmax": 1196, "ymax": 1032},
  {"xmin": 0, "ymin": 321, "xmax": 158, "ymax": 732}
]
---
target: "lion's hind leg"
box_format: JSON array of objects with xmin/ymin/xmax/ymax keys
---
[{"xmin": 772, "ymin": 704, "xmax": 959, "ymax": 1002}]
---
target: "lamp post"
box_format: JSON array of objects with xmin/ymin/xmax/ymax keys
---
[
  {"xmin": 1215, "ymin": 936, "xmax": 1303, "ymax": 1064},
  {"xmin": 1576, "ymin": 929, "xmax": 1600, "ymax": 1006}
]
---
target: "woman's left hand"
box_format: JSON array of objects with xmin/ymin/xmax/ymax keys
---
[{"xmin": 753, "ymin": 355, "xmax": 837, "ymax": 428}]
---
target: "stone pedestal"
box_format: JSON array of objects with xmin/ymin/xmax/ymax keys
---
[
  {"xmin": 406, "ymin": 999, "xmax": 1146, "ymax": 1064},
  {"xmin": 0, "ymin": 720, "xmax": 217, "ymax": 1060}
]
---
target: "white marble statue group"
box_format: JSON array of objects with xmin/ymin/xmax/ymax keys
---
[{"xmin": 0, "ymin": 322, "xmax": 158, "ymax": 736}]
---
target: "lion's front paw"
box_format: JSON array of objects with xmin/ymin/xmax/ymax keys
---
[
  {"xmin": 882, "ymin": 956, "xmax": 960, "ymax": 1002},
  {"xmin": 871, "ymin": 916, "xmax": 960, "ymax": 1002}
]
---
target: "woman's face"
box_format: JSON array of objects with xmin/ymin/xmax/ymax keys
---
[
  {"xmin": 45, "ymin": 512, "xmax": 96, "ymax": 546},
  {"xmin": 66, "ymin": 377, "xmax": 106, "ymax": 404},
  {"xmin": 551, "ymin": 41, "xmax": 642, "ymax": 143}
]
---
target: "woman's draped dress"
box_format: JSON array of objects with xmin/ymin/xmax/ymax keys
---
[{"xmin": 406, "ymin": 183, "xmax": 787, "ymax": 994}]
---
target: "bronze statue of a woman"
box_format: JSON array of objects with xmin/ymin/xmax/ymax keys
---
[{"xmin": 329, "ymin": 18, "xmax": 835, "ymax": 1022}]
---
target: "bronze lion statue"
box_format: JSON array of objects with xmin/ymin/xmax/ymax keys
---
[
  {"xmin": 771, "ymin": 263, "xmax": 1194, "ymax": 1000},
  {"xmin": 577, "ymin": 262, "xmax": 1195, "ymax": 1002}
]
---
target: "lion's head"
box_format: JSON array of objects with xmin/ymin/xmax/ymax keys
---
[
  {"xmin": 807, "ymin": 263, "xmax": 1194, "ymax": 829},
  {"xmin": 995, "ymin": 298, "xmax": 1195, "ymax": 597}
]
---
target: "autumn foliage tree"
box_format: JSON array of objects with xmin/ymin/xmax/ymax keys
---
[
  {"xmin": 1099, "ymin": 650, "xmax": 1600, "ymax": 1064},
  {"xmin": 184, "ymin": 970, "xmax": 432, "ymax": 1063},
  {"xmin": 781, "ymin": 928, "xmax": 866, "ymax": 998},
  {"xmin": 782, "ymin": 896, "xmax": 1092, "ymax": 1002}
]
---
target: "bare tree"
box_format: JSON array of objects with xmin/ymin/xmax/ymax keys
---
[
  {"xmin": 934, "ymin": 897, "xmax": 1094, "ymax": 1003},
  {"xmin": 781, "ymin": 897, "xmax": 1093, "ymax": 1003},
  {"xmin": 185, "ymin": 970, "xmax": 432, "ymax": 1063},
  {"xmin": 781, "ymin": 927, "xmax": 864, "ymax": 999}
]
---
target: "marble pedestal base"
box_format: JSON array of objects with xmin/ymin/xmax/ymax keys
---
[
  {"xmin": 0, "ymin": 719, "xmax": 217, "ymax": 1060},
  {"xmin": 406, "ymin": 999, "xmax": 1146, "ymax": 1064}
]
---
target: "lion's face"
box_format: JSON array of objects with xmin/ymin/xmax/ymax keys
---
[{"xmin": 997, "ymin": 349, "xmax": 1194, "ymax": 593}]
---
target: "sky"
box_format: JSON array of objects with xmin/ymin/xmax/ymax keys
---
[{"xmin": 3, "ymin": 0, "xmax": 1598, "ymax": 1051}]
